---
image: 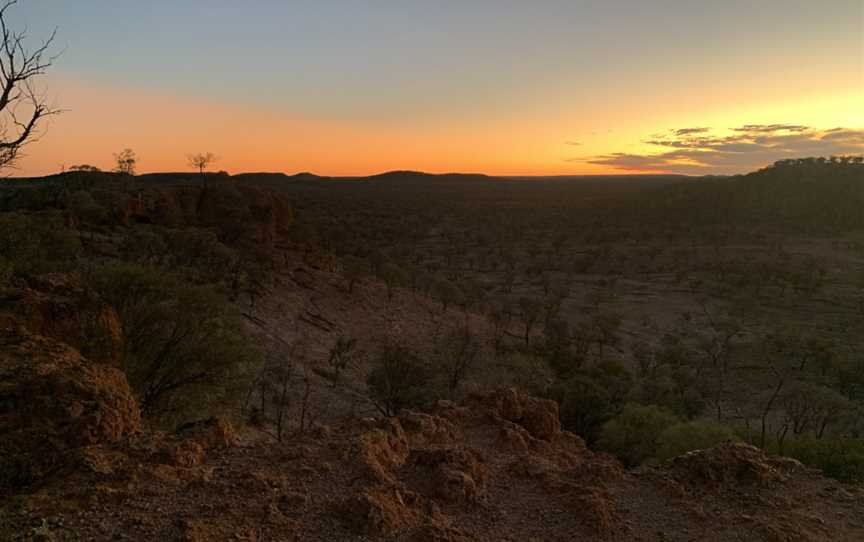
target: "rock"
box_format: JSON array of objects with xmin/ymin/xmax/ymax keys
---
[
  {"xmin": 410, "ymin": 448, "xmax": 486, "ymax": 504},
  {"xmin": 666, "ymin": 441, "xmax": 803, "ymax": 487},
  {"xmin": 351, "ymin": 418, "xmax": 409, "ymax": 483},
  {"xmin": 497, "ymin": 423, "xmax": 531, "ymax": 454},
  {"xmin": 469, "ymin": 388, "xmax": 561, "ymax": 441},
  {"xmin": 168, "ymin": 440, "xmax": 206, "ymax": 468},
  {"xmin": 342, "ymin": 486, "xmax": 421, "ymax": 536},
  {"xmin": 277, "ymin": 491, "xmax": 310, "ymax": 513},
  {"xmin": 0, "ymin": 328, "xmax": 140, "ymax": 490},
  {"xmin": 570, "ymin": 486, "xmax": 618, "ymax": 535},
  {"xmin": 398, "ymin": 410, "xmax": 460, "ymax": 447},
  {"xmin": 0, "ymin": 273, "xmax": 124, "ymax": 366},
  {"xmin": 176, "ymin": 417, "xmax": 237, "ymax": 450}
]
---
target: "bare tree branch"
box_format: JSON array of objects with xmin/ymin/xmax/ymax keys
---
[{"xmin": 0, "ymin": 0, "xmax": 60, "ymax": 170}]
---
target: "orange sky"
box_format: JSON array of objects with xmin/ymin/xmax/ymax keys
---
[
  {"xmin": 7, "ymin": 0, "xmax": 863, "ymax": 178},
  {"xmin": 14, "ymin": 75, "xmax": 861, "ymax": 178}
]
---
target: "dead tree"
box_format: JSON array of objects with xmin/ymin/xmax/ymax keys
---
[
  {"xmin": 187, "ymin": 152, "xmax": 217, "ymax": 180},
  {"xmin": 0, "ymin": 0, "xmax": 60, "ymax": 170}
]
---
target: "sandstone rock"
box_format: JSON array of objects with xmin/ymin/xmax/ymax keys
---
[
  {"xmin": 470, "ymin": 388, "xmax": 561, "ymax": 441},
  {"xmin": 351, "ymin": 418, "xmax": 410, "ymax": 483},
  {"xmin": 666, "ymin": 441, "xmax": 803, "ymax": 487},
  {"xmin": 277, "ymin": 490, "xmax": 310, "ymax": 513},
  {"xmin": 343, "ymin": 486, "xmax": 421, "ymax": 536},
  {"xmin": 0, "ymin": 273, "xmax": 124, "ymax": 366},
  {"xmin": 398, "ymin": 410, "xmax": 460, "ymax": 447},
  {"xmin": 176, "ymin": 417, "xmax": 238, "ymax": 450},
  {"xmin": 410, "ymin": 448, "xmax": 486, "ymax": 504},
  {"xmin": 497, "ymin": 422, "xmax": 531, "ymax": 454},
  {"xmin": 0, "ymin": 328, "xmax": 140, "ymax": 490},
  {"xmin": 168, "ymin": 440, "xmax": 206, "ymax": 468}
]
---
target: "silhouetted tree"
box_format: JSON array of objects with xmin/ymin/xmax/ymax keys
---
[
  {"xmin": 188, "ymin": 152, "xmax": 217, "ymax": 180},
  {"xmin": 69, "ymin": 164, "xmax": 100, "ymax": 172},
  {"xmin": 0, "ymin": 1, "xmax": 61, "ymax": 170},
  {"xmin": 114, "ymin": 148, "xmax": 137, "ymax": 175}
]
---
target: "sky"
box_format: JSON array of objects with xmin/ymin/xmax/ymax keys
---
[{"xmin": 7, "ymin": 0, "xmax": 864, "ymax": 176}]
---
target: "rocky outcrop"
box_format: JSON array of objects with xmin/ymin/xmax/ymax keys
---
[
  {"xmin": 115, "ymin": 184, "xmax": 293, "ymax": 250},
  {"xmin": 467, "ymin": 387, "xmax": 562, "ymax": 440},
  {"xmin": 0, "ymin": 273, "xmax": 123, "ymax": 367},
  {"xmin": 664, "ymin": 441, "xmax": 806, "ymax": 487},
  {"xmin": 0, "ymin": 327, "xmax": 140, "ymax": 491},
  {"xmin": 2, "ymin": 386, "xmax": 862, "ymax": 541}
]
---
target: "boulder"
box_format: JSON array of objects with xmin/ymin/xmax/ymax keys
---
[
  {"xmin": 0, "ymin": 273, "xmax": 124, "ymax": 367},
  {"xmin": 666, "ymin": 441, "xmax": 804, "ymax": 487},
  {"xmin": 469, "ymin": 388, "xmax": 561, "ymax": 440},
  {"xmin": 0, "ymin": 328, "xmax": 140, "ymax": 490}
]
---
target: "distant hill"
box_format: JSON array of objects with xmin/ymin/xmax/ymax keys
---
[{"xmin": 631, "ymin": 161, "xmax": 864, "ymax": 231}]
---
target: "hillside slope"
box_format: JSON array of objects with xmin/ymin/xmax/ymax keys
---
[{"xmin": 2, "ymin": 382, "xmax": 861, "ymax": 541}]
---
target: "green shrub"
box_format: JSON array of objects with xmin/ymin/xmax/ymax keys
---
[
  {"xmin": 785, "ymin": 437, "xmax": 864, "ymax": 484},
  {"xmin": 598, "ymin": 403, "xmax": 680, "ymax": 466},
  {"xmin": 656, "ymin": 420, "xmax": 737, "ymax": 460},
  {"xmin": 367, "ymin": 346, "xmax": 435, "ymax": 416},
  {"xmin": 91, "ymin": 262, "xmax": 261, "ymax": 426},
  {"xmin": 0, "ymin": 211, "xmax": 80, "ymax": 279},
  {"xmin": 548, "ymin": 361, "xmax": 632, "ymax": 444},
  {"xmin": 496, "ymin": 351, "xmax": 555, "ymax": 398}
]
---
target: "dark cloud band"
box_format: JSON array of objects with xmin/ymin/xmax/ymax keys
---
[{"xmin": 583, "ymin": 125, "xmax": 864, "ymax": 174}]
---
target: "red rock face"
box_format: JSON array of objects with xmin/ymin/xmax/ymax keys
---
[
  {"xmin": 0, "ymin": 328, "xmax": 140, "ymax": 491},
  {"xmin": 0, "ymin": 273, "xmax": 124, "ymax": 367},
  {"xmin": 115, "ymin": 184, "xmax": 293, "ymax": 250}
]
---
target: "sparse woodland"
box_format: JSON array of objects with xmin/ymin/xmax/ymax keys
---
[{"xmin": 3, "ymin": 159, "xmax": 864, "ymax": 487}]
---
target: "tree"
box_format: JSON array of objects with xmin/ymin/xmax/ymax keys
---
[
  {"xmin": 379, "ymin": 262, "xmax": 406, "ymax": 300},
  {"xmin": 656, "ymin": 420, "xmax": 736, "ymax": 460},
  {"xmin": 91, "ymin": 262, "xmax": 261, "ymax": 425},
  {"xmin": 0, "ymin": 1, "xmax": 60, "ymax": 170},
  {"xmin": 114, "ymin": 148, "xmax": 137, "ymax": 175},
  {"xmin": 597, "ymin": 403, "xmax": 680, "ymax": 466},
  {"xmin": 518, "ymin": 296, "xmax": 542, "ymax": 345},
  {"xmin": 327, "ymin": 336, "xmax": 357, "ymax": 386},
  {"xmin": 435, "ymin": 326, "xmax": 481, "ymax": 396},
  {"xmin": 341, "ymin": 255, "xmax": 367, "ymax": 294},
  {"xmin": 188, "ymin": 152, "xmax": 217, "ymax": 179},
  {"xmin": 69, "ymin": 164, "xmax": 100, "ymax": 172},
  {"xmin": 547, "ymin": 360, "xmax": 634, "ymax": 444},
  {"xmin": 366, "ymin": 346, "xmax": 433, "ymax": 416},
  {"xmin": 432, "ymin": 278, "xmax": 463, "ymax": 312}
]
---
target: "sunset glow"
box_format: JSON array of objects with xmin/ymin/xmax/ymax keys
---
[{"xmin": 11, "ymin": 1, "xmax": 864, "ymax": 177}]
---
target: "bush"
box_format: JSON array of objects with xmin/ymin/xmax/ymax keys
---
[
  {"xmin": 598, "ymin": 403, "xmax": 680, "ymax": 466},
  {"xmin": 0, "ymin": 211, "xmax": 80, "ymax": 279},
  {"xmin": 785, "ymin": 437, "xmax": 864, "ymax": 484},
  {"xmin": 495, "ymin": 351, "xmax": 555, "ymax": 398},
  {"xmin": 656, "ymin": 420, "xmax": 737, "ymax": 460},
  {"xmin": 548, "ymin": 361, "xmax": 632, "ymax": 444},
  {"xmin": 91, "ymin": 262, "xmax": 261, "ymax": 425},
  {"xmin": 366, "ymin": 346, "xmax": 435, "ymax": 416}
]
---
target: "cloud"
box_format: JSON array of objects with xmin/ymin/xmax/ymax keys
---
[
  {"xmin": 584, "ymin": 125, "xmax": 864, "ymax": 174},
  {"xmin": 672, "ymin": 127, "xmax": 710, "ymax": 136},
  {"xmin": 731, "ymin": 124, "xmax": 811, "ymax": 133},
  {"xmin": 820, "ymin": 129, "xmax": 864, "ymax": 143},
  {"xmin": 565, "ymin": 140, "xmax": 581, "ymax": 146}
]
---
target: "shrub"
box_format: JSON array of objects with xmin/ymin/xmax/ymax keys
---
[
  {"xmin": 785, "ymin": 437, "xmax": 864, "ymax": 484},
  {"xmin": 366, "ymin": 346, "xmax": 435, "ymax": 416},
  {"xmin": 0, "ymin": 211, "xmax": 80, "ymax": 279},
  {"xmin": 598, "ymin": 403, "xmax": 680, "ymax": 466},
  {"xmin": 66, "ymin": 190, "xmax": 107, "ymax": 224},
  {"xmin": 91, "ymin": 262, "xmax": 261, "ymax": 425},
  {"xmin": 656, "ymin": 420, "xmax": 737, "ymax": 460},
  {"xmin": 548, "ymin": 361, "xmax": 632, "ymax": 444},
  {"xmin": 495, "ymin": 351, "xmax": 555, "ymax": 398}
]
